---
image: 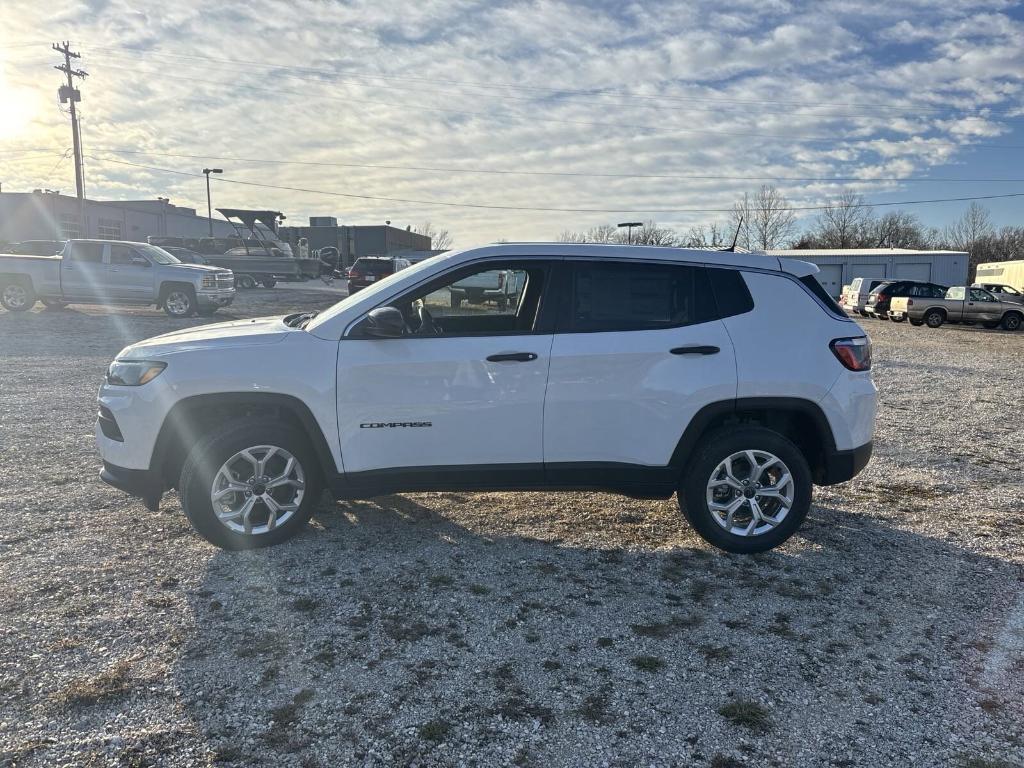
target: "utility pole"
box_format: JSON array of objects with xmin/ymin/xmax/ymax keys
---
[
  {"xmin": 53, "ymin": 41, "xmax": 87, "ymax": 234},
  {"xmin": 202, "ymin": 168, "xmax": 223, "ymax": 236}
]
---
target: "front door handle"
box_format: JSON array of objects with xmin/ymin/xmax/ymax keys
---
[
  {"xmin": 670, "ymin": 345, "xmax": 720, "ymax": 356},
  {"xmin": 487, "ymin": 352, "xmax": 538, "ymax": 363}
]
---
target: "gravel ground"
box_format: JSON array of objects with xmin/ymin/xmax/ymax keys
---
[{"xmin": 1, "ymin": 289, "xmax": 1022, "ymax": 768}]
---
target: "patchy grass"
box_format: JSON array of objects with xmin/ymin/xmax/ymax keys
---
[
  {"xmin": 265, "ymin": 688, "xmax": 315, "ymax": 746},
  {"xmin": 53, "ymin": 660, "xmax": 132, "ymax": 707},
  {"xmin": 596, "ymin": 636, "xmax": 614, "ymax": 648},
  {"xmin": 418, "ymin": 718, "xmax": 452, "ymax": 742},
  {"xmin": 699, "ymin": 644, "xmax": 732, "ymax": 661},
  {"xmin": 631, "ymin": 655, "xmax": 666, "ymax": 672},
  {"xmin": 578, "ymin": 687, "xmax": 614, "ymax": 724},
  {"xmin": 428, "ymin": 574, "xmax": 455, "ymax": 588},
  {"xmin": 468, "ymin": 583, "xmax": 491, "ymax": 595},
  {"xmin": 718, "ymin": 699, "xmax": 770, "ymax": 731}
]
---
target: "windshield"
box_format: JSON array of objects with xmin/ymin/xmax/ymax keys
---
[
  {"xmin": 136, "ymin": 244, "xmax": 181, "ymax": 265},
  {"xmin": 306, "ymin": 251, "xmax": 453, "ymax": 332}
]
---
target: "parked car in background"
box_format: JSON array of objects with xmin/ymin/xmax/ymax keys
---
[
  {"xmin": 841, "ymin": 277, "xmax": 886, "ymax": 316},
  {"xmin": 95, "ymin": 243, "xmax": 876, "ymax": 554},
  {"xmin": 4, "ymin": 240, "xmax": 66, "ymax": 256},
  {"xmin": 449, "ymin": 267, "xmax": 525, "ymax": 310},
  {"xmin": 973, "ymin": 283, "xmax": 1024, "ymax": 304},
  {"xmin": 864, "ymin": 280, "xmax": 948, "ymax": 321},
  {"xmin": 347, "ymin": 256, "xmax": 411, "ymax": 294},
  {"xmin": 895, "ymin": 286, "xmax": 1024, "ymax": 330},
  {"xmin": 0, "ymin": 240, "xmax": 235, "ymax": 317}
]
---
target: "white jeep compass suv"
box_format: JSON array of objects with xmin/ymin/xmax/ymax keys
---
[{"xmin": 96, "ymin": 243, "xmax": 876, "ymax": 554}]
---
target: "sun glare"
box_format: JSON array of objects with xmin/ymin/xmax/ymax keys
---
[{"xmin": 0, "ymin": 62, "xmax": 38, "ymax": 140}]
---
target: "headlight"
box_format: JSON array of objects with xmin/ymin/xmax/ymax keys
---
[{"xmin": 106, "ymin": 360, "xmax": 167, "ymax": 386}]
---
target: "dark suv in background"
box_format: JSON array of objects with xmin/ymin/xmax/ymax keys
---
[
  {"xmin": 864, "ymin": 280, "xmax": 948, "ymax": 321},
  {"xmin": 346, "ymin": 256, "xmax": 411, "ymax": 294}
]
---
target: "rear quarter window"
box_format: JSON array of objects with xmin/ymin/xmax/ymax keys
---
[
  {"xmin": 799, "ymin": 275, "xmax": 848, "ymax": 319},
  {"xmin": 708, "ymin": 268, "xmax": 754, "ymax": 318}
]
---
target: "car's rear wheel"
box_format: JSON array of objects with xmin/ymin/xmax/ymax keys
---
[
  {"xmin": 924, "ymin": 310, "xmax": 945, "ymax": 328},
  {"xmin": 261, "ymin": 277, "xmax": 277, "ymax": 289},
  {"xmin": 1, "ymin": 281, "xmax": 36, "ymax": 312},
  {"xmin": 679, "ymin": 427, "xmax": 812, "ymax": 554},
  {"xmin": 179, "ymin": 420, "xmax": 320, "ymax": 550},
  {"xmin": 1002, "ymin": 312, "xmax": 1022, "ymax": 331},
  {"xmin": 236, "ymin": 274, "xmax": 257, "ymax": 289}
]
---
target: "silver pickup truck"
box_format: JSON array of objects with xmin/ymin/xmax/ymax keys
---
[
  {"xmin": 448, "ymin": 268, "xmax": 525, "ymax": 310},
  {"xmin": 0, "ymin": 239, "xmax": 235, "ymax": 317},
  {"xmin": 893, "ymin": 286, "xmax": 1024, "ymax": 331}
]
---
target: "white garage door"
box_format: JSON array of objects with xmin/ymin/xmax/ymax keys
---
[
  {"xmin": 850, "ymin": 263, "xmax": 886, "ymax": 280},
  {"xmin": 894, "ymin": 262, "xmax": 931, "ymax": 281},
  {"xmin": 815, "ymin": 264, "xmax": 844, "ymax": 297}
]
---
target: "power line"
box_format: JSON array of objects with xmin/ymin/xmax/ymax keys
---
[
  {"xmin": 84, "ymin": 59, "xmax": 1024, "ymax": 151},
  {"xmin": 89, "ymin": 45, "xmax": 1024, "ymax": 119},
  {"xmin": 86, "ymin": 147, "xmax": 1024, "ymax": 184},
  {"xmin": 83, "ymin": 153, "xmax": 1024, "ymax": 214}
]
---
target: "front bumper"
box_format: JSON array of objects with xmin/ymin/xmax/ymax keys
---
[
  {"xmin": 818, "ymin": 441, "xmax": 873, "ymax": 485},
  {"xmin": 196, "ymin": 288, "xmax": 235, "ymax": 308},
  {"xmin": 100, "ymin": 461, "xmax": 163, "ymax": 510}
]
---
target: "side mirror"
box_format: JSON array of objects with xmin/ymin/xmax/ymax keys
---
[{"xmin": 359, "ymin": 307, "xmax": 406, "ymax": 338}]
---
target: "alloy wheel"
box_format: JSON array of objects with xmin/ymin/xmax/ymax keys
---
[
  {"xmin": 2, "ymin": 284, "xmax": 29, "ymax": 309},
  {"xmin": 210, "ymin": 445, "xmax": 306, "ymax": 535},
  {"xmin": 705, "ymin": 450, "xmax": 795, "ymax": 537},
  {"xmin": 166, "ymin": 291, "xmax": 192, "ymax": 316}
]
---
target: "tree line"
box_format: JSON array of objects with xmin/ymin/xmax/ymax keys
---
[{"xmin": 557, "ymin": 185, "xmax": 1024, "ymax": 276}]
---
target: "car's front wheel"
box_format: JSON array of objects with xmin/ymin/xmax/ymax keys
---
[
  {"xmin": 179, "ymin": 421, "xmax": 320, "ymax": 549},
  {"xmin": 163, "ymin": 287, "xmax": 196, "ymax": 317},
  {"xmin": 1002, "ymin": 312, "xmax": 1022, "ymax": 331},
  {"xmin": 679, "ymin": 427, "xmax": 812, "ymax": 554}
]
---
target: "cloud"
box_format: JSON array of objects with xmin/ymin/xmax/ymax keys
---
[{"xmin": 1, "ymin": 0, "xmax": 1021, "ymax": 243}]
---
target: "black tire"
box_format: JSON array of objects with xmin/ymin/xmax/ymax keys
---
[
  {"xmin": 679, "ymin": 426, "xmax": 812, "ymax": 554},
  {"xmin": 236, "ymin": 274, "xmax": 257, "ymax": 289},
  {"xmin": 1002, "ymin": 312, "xmax": 1023, "ymax": 331},
  {"xmin": 924, "ymin": 310, "xmax": 945, "ymax": 328},
  {"xmin": 41, "ymin": 298, "xmax": 67, "ymax": 310},
  {"xmin": 261, "ymin": 277, "xmax": 277, "ymax": 289},
  {"xmin": 909, "ymin": 319, "xmax": 924, "ymax": 326},
  {"xmin": 1, "ymin": 280, "xmax": 36, "ymax": 312},
  {"xmin": 179, "ymin": 420, "xmax": 321, "ymax": 550},
  {"xmin": 162, "ymin": 286, "xmax": 196, "ymax": 317}
]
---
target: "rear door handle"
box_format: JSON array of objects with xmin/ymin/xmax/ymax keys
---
[
  {"xmin": 487, "ymin": 352, "xmax": 538, "ymax": 363},
  {"xmin": 670, "ymin": 345, "xmax": 720, "ymax": 356}
]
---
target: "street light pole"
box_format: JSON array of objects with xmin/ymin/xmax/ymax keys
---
[
  {"xmin": 202, "ymin": 168, "xmax": 223, "ymax": 236},
  {"xmin": 618, "ymin": 221, "xmax": 643, "ymax": 245}
]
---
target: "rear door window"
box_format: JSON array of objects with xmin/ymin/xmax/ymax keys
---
[
  {"xmin": 561, "ymin": 261, "xmax": 717, "ymax": 333},
  {"xmin": 69, "ymin": 242, "xmax": 104, "ymax": 263}
]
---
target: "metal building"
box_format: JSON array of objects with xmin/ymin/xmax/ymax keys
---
[{"xmin": 765, "ymin": 248, "xmax": 969, "ymax": 297}]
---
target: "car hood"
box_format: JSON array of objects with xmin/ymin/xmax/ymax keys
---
[
  {"xmin": 118, "ymin": 316, "xmax": 292, "ymax": 359},
  {"xmin": 164, "ymin": 263, "xmax": 231, "ymax": 275}
]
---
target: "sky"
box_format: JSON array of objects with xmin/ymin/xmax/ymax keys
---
[{"xmin": 0, "ymin": 0, "xmax": 1022, "ymax": 247}]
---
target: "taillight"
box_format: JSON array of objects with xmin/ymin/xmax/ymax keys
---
[
  {"xmin": 349, "ymin": 271, "xmax": 361, "ymax": 280},
  {"xmin": 907, "ymin": 299, "xmax": 914, "ymax": 306},
  {"xmin": 831, "ymin": 337, "xmax": 871, "ymax": 371}
]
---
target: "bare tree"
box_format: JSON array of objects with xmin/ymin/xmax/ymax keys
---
[
  {"xmin": 729, "ymin": 185, "xmax": 797, "ymax": 251},
  {"xmin": 870, "ymin": 211, "xmax": 926, "ymax": 248},
  {"xmin": 557, "ymin": 221, "xmax": 677, "ymax": 245},
  {"xmin": 944, "ymin": 202, "xmax": 994, "ymax": 273},
  {"xmin": 414, "ymin": 221, "xmax": 453, "ymax": 250},
  {"xmin": 812, "ymin": 191, "xmax": 873, "ymax": 248},
  {"xmin": 683, "ymin": 223, "xmax": 727, "ymax": 248}
]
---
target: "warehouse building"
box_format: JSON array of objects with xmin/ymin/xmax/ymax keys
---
[
  {"xmin": 0, "ymin": 189, "xmax": 240, "ymax": 244},
  {"xmin": 766, "ymin": 248, "xmax": 969, "ymax": 297}
]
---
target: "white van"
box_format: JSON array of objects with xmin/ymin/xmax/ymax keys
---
[{"xmin": 841, "ymin": 277, "xmax": 887, "ymax": 315}]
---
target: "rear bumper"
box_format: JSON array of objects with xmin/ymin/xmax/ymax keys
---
[
  {"xmin": 818, "ymin": 441, "xmax": 873, "ymax": 485},
  {"xmin": 100, "ymin": 461, "xmax": 163, "ymax": 509}
]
